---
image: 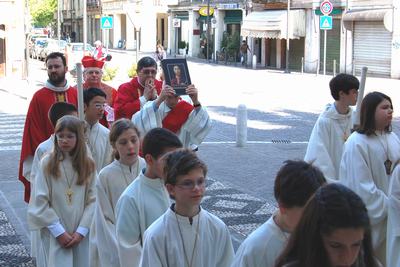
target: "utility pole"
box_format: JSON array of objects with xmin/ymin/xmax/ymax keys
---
[
  {"xmin": 57, "ymin": 0, "xmax": 61, "ymax": 42},
  {"xmin": 285, "ymin": 0, "xmax": 290, "ymax": 73},
  {"xmin": 206, "ymin": 0, "xmax": 210, "ymax": 62}
]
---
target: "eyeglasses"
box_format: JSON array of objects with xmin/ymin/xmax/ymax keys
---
[
  {"xmin": 56, "ymin": 134, "xmax": 77, "ymax": 141},
  {"xmin": 94, "ymin": 103, "xmax": 107, "ymax": 109},
  {"xmin": 175, "ymin": 178, "xmax": 206, "ymax": 190},
  {"xmin": 86, "ymin": 70, "xmax": 102, "ymax": 75},
  {"xmin": 141, "ymin": 69, "xmax": 157, "ymax": 75}
]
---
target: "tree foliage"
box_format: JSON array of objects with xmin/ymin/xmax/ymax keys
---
[{"xmin": 29, "ymin": 0, "xmax": 57, "ymax": 27}]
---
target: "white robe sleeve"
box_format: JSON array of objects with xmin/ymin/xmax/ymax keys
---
[
  {"xmin": 304, "ymin": 117, "xmax": 336, "ymax": 182},
  {"xmin": 78, "ymin": 173, "xmax": 96, "ymax": 229},
  {"xmin": 132, "ymin": 101, "xmax": 162, "ymax": 137},
  {"xmin": 180, "ymin": 107, "xmax": 212, "ymax": 146},
  {"xmin": 339, "ymin": 137, "xmax": 388, "ymax": 248},
  {"xmin": 115, "ymin": 194, "xmax": 143, "ymax": 267},
  {"xmin": 23, "ymin": 156, "xmax": 33, "ymax": 182},
  {"xmin": 91, "ymin": 175, "xmax": 120, "ymax": 267},
  {"xmin": 27, "ymin": 160, "xmax": 60, "ymax": 230},
  {"xmin": 387, "ymin": 166, "xmax": 400, "ymax": 267},
  {"xmin": 215, "ymin": 224, "xmax": 235, "ymax": 267}
]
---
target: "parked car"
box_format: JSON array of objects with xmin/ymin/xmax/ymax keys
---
[
  {"xmin": 38, "ymin": 39, "xmax": 68, "ymax": 61},
  {"xmin": 66, "ymin": 42, "xmax": 94, "ymax": 70},
  {"xmin": 29, "ymin": 38, "xmax": 47, "ymax": 59}
]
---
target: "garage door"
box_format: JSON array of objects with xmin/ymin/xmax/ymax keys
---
[{"xmin": 353, "ymin": 21, "xmax": 392, "ymax": 77}]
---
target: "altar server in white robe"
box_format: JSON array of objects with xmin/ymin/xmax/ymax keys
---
[
  {"xmin": 232, "ymin": 160, "xmax": 326, "ymax": 267},
  {"xmin": 339, "ymin": 91, "xmax": 400, "ymax": 266},
  {"xmin": 115, "ymin": 128, "xmax": 183, "ymax": 267},
  {"xmin": 29, "ymin": 102, "xmax": 78, "ymax": 261},
  {"xmin": 89, "ymin": 119, "xmax": 146, "ymax": 267},
  {"xmin": 132, "ymin": 83, "xmax": 211, "ymax": 149},
  {"xmin": 387, "ymin": 165, "xmax": 400, "ymax": 267},
  {"xmin": 84, "ymin": 87, "xmax": 112, "ymax": 173},
  {"xmin": 304, "ymin": 74, "xmax": 359, "ymax": 182},
  {"xmin": 27, "ymin": 115, "xmax": 96, "ymax": 267},
  {"xmin": 140, "ymin": 149, "xmax": 234, "ymax": 267}
]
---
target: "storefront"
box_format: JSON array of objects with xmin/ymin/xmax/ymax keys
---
[{"xmin": 241, "ymin": 9, "xmax": 306, "ymax": 70}]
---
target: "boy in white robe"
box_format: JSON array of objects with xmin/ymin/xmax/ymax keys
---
[
  {"xmin": 89, "ymin": 119, "xmax": 146, "ymax": 267},
  {"xmin": 140, "ymin": 149, "xmax": 234, "ymax": 267},
  {"xmin": 339, "ymin": 91, "xmax": 400, "ymax": 265},
  {"xmin": 84, "ymin": 87, "xmax": 112, "ymax": 173},
  {"xmin": 132, "ymin": 83, "xmax": 212, "ymax": 148},
  {"xmin": 115, "ymin": 128, "xmax": 183, "ymax": 267},
  {"xmin": 304, "ymin": 73, "xmax": 359, "ymax": 182},
  {"xmin": 387, "ymin": 165, "xmax": 400, "ymax": 267},
  {"xmin": 29, "ymin": 102, "xmax": 78, "ymax": 261},
  {"xmin": 231, "ymin": 160, "xmax": 326, "ymax": 267},
  {"xmin": 27, "ymin": 115, "xmax": 96, "ymax": 267}
]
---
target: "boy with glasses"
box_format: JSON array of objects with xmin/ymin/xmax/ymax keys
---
[
  {"xmin": 115, "ymin": 128, "xmax": 183, "ymax": 267},
  {"xmin": 79, "ymin": 56, "xmax": 117, "ymax": 128},
  {"xmin": 83, "ymin": 88, "xmax": 112, "ymax": 173},
  {"xmin": 140, "ymin": 149, "xmax": 234, "ymax": 267},
  {"xmin": 115, "ymin": 57, "xmax": 162, "ymax": 120}
]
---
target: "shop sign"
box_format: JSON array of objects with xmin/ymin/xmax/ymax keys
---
[{"xmin": 199, "ymin": 7, "xmax": 214, "ymax": 17}]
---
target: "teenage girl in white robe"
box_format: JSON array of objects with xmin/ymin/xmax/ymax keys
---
[
  {"xmin": 28, "ymin": 115, "xmax": 96, "ymax": 267},
  {"xmin": 387, "ymin": 165, "xmax": 400, "ymax": 267},
  {"xmin": 140, "ymin": 149, "xmax": 234, "ymax": 267},
  {"xmin": 89, "ymin": 119, "xmax": 145, "ymax": 267},
  {"xmin": 339, "ymin": 91, "xmax": 400, "ymax": 266}
]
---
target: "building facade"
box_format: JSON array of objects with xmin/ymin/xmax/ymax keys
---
[{"xmin": 0, "ymin": 0, "xmax": 25, "ymax": 78}]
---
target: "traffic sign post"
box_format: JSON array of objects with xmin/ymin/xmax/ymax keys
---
[
  {"xmin": 101, "ymin": 16, "xmax": 113, "ymax": 56},
  {"xmin": 319, "ymin": 0, "xmax": 332, "ymax": 75}
]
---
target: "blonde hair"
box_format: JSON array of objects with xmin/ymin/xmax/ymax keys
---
[{"xmin": 45, "ymin": 115, "xmax": 95, "ymax": 185}]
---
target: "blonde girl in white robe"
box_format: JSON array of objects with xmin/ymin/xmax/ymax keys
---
[
  {"xmin": 28, "ymin": 115, "xmax": 96, "ymax": 267},
  {"xmin": 339, "ymin": 91, "xmax": 400, "ymax": 266},
  {"xmin": 89, "ymin": 119, "xmax": 145, "ymax": 267},
  {"xmin": 140, "ymin": 149, "xmax": 234, "ymax": 267}
]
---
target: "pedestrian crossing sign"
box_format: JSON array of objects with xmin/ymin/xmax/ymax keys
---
[
  {"xmin": 320, "ymin": 15, "xmax": 332, "ymax": 30},
  {"xmin": 101, "ymin": 16, "xmax": 113, "ymax": 29}
]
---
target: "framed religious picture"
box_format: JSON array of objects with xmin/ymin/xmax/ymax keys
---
[{"xmin": 161, "ymin": 58, "xmax": 191, "ymax": 95}]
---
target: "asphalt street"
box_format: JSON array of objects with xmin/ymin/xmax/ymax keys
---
[{"xmin": 1, "ymin": 54, "xmax": 400, "ymax": 265}]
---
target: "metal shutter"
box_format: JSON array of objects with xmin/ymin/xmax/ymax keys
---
[{"xmin": 353, "ymin": 21, "xmax": 392, "ymax": 77}]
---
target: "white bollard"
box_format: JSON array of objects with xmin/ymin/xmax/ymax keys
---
[
  {"xmin": 236, "ymin": 104, "xmax": 247, "ymax": 147},
  {"xmin": 252, "ymin": 54, "xmax": 257, "ymax": 69}
]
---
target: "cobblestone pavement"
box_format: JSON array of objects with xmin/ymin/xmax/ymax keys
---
[{"xmin": 0, "ymin": 207, "xmax": 34, "ymax": 267}]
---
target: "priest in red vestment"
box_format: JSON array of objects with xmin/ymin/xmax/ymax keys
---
[
  {"xmin": 114, "ymin": 56, "xmax": 162, "ymax": 120},
  {"xmin": 19, "ymin": 52, "xmax": 78, "ymax": 203},
  {"xmin": 74, "ymin": 56, "xmax": 117, "ymax": 127}
]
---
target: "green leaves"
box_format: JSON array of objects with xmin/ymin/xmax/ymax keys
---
[{"xmin": 29, "ymin": 0, "xmax": 57, "ymax": 27}]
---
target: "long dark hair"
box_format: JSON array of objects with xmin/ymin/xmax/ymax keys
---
[
  {"xmin": 356, "ymin": 91, "xmax": 392, "ymax": 136},
  {"xmin": 275, "ymin": 183, "xmax": 376, "ymax": 267}
]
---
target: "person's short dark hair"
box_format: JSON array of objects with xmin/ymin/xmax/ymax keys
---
[
  {"xmin": 83, "ymin": 88, "xmax": 107, "ymax": 106},
  {"xmin": 164, "ymin": 149, "xmax": 207, "ymax": 186},
  {"xmin": 329, "ymin": 73, "xmax": 360, "ymax": 101},
  {"xmin": 48, "ymin": 102, "xmax": 77, "ymax": 127},
  {"xmin": 274, "ymin": 160, "xmax": 326, "ymax": 208},
  {"xmin": 356, "ymin": 91, "xmax": 392, "ymax": 135},
  {"xmin": 137, "ymin": 56, "xmax": 157, "ymax": 72},
  {"xmin": 142, "ymin": 128, "xmax": 182, "ymax": 159},
  {"xmin": 45, "ymin": 52, "xmax": 67, "ymax": 67},
  {"xmin": 275, "ymin": 183, "xmax": 376, "ymax": 267}
]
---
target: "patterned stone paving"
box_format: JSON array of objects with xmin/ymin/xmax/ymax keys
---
[
  {"xmin": 203, "ymin": 178, "xmax": 276, "ymax": 237},
  {"xmin": 0, "ymin": 210, "xmax": 34, "ymax": 267}
]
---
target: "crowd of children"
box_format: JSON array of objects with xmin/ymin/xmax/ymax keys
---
[{"xmin": 20, "ymin": 51, "xmax": 400, "ymax": 267}]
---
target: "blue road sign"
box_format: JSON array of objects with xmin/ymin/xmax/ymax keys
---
[
  {"xmin": 320, "ymin": 15, "xmax": 332, "ymax": 30},
  {"xmin": 101, "ymin": 16, "xmax": 113, "ymax": 29}
]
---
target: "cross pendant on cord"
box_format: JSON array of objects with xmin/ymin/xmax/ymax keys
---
[{"xmin": 66, "ymin": 188, "xmax": 73, "ymax": 205}]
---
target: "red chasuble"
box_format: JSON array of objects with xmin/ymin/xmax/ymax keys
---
[
  {"xmin": 114, "ymin": 77, "xmax": 162, "ymax": 120},
  {"xmin": 19, "ymin": 87, "xmax": 78, "ymax": 203},
  {"xmin": 162, "ymin": 101, "xmax": 194, "ymax": 133}
]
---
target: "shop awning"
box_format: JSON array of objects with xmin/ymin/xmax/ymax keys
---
[
  {"xmin": 224, "ymin": 10, "xmax": 242, "ymax": 24},
  {"xmin": 241, "ymin": 10, "xmax": 305, "ymax": 39},
  {"xmin": 343, "ymin": 9, "xmax": 393, "ymax": 31}
]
